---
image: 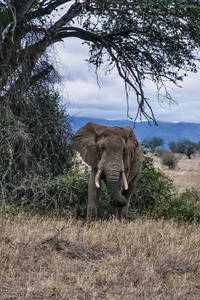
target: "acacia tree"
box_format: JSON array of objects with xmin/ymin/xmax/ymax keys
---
[
  {"xmin": 174, "ymin": 140, "xmax": 197, "ymax": 158},
  {"xmin": 1, "ymin": 0, "xmax": 200, "ymax": 207},
  {"xmin": 168, "ymin": 141, "xmax": 177, "ymax": 152},
  {"xmin": 1, "ymin": 0, "xmax": 200, "ymax": 123},
  {"xmin": 141, "ymin": 137, "xmax": 164, "ymax": 153}
]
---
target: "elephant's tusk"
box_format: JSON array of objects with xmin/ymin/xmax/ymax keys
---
[
  {"xmin": 95, "ymin": 169, "xmax": 102, "ymax": 188},
  {"xmin": 122, "ymin": 172, "xmax": 128, "ymax": 190}
]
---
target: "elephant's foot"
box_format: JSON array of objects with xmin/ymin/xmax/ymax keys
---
[
  {"xmin": 87, "ymin": 204, "xmax": 98, "ymax": 222},
  {"xmin": 107, "ymin": 203, "xmax": 128, "ymax": 221}
]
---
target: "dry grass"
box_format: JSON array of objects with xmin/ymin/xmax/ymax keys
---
[
  {"xmin": 152, "ymin": 153, "xmax": 200, "ymax": 193},
  {"xmin": 0, "ymin": 215, "xmax": 200, "ymax": 300},
  {"xmin": 1, "ymin": 153, "xmax": 199, "ymax": 299}
]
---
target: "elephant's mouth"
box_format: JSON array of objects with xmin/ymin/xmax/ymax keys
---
[{"xmin": 95, "ymin": 168, "xmax": 128, "ymax": 190}]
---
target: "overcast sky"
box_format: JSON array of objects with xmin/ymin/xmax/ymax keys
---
[{"xmin": 55, "ymin": 38, "xmax": 200, "ymax": 124}]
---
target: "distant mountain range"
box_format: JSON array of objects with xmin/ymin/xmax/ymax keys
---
[{"xmin": 70, "ymin": 117, "xmax": 200, "ymax": 148}]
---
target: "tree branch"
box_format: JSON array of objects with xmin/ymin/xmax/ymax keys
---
[
  {"xmin": 55, "ymin": 26, "xmax": 132, "ymax": 42},
  {"xmin": 48, "ymin": 2, "xmax": 83, "ymax": 35},
  {"xmin": 26, "ymin": 0, "xmax": 72, "ymax": 19}
]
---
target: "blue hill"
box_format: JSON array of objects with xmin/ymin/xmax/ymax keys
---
[{"xmin": 70, "ymin": 117, "xmax": 200, "ymax": 148}]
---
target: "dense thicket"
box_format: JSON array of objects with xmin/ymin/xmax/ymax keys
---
[{"xmin": 0, "ymin": 81, "xmax": 74, "ymax": 204}]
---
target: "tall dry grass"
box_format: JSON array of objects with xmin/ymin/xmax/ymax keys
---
[
  {"xmin": 153, "ymin": 153, "xmax": 200, "ymax": 193},
  {"xmin": 0, "ymin": 215, "xmax": 200, "ymax": 299}
]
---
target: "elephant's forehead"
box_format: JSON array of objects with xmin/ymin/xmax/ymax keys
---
[{"xmin": 101, "ymin": 127, "xmax": 126, "ymax": 137}]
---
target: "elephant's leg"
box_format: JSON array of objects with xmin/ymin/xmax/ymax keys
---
[{"xmin": 87, "ymin": 169, "xmax": 101, "ymax": 221}]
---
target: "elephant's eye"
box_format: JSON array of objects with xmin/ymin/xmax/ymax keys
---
[{"xmin": 99, "ymin": 145, "xmax": 104, "ymax": 152}]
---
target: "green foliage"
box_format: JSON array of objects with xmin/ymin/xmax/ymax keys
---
[
  {"xmin": 152, "ymin": 189, "xmax": 200, "ymax": 223},
  {"xmin": 129, "ymin": 155, "xmax": 200, "ymax": 222},
  {"xmin": 98, "ymin": 181, "xmax": 110, "ymax": 219},
  {"xmin": 83, "ymin": 0, "xmax": 200, "ymax": 121},
  {"xmin": 1, "ymin": 154, "xmax": 200, "ymax": 223},
  {"xmin": 1, "ymin": 162, "xmax": 110, "ymax": 219},
  {"xmin": 141, "ymin": 137, "xmax": 164, "ymax": 153},
  {"xmin": 33, "ymin": 164, "xmax": 90, "ymax": 217},
  {"xmin": 130, "ymin": 155, "xmax": 175, "ymax": 216},
  {"xmin": 0, "ymin": 163, "xmax": 88, "ymax": 217}
]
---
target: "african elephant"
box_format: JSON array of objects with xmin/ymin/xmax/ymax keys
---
[{"xmin": 74, "ymin": 122, "xmax": 143, "ymax": 221}]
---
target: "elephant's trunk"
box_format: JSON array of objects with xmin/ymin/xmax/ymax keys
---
[{"xmin": 104, "ymin": 170, "xmax": 128, "ymax": 207}]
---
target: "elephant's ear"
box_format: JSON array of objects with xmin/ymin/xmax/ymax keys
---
[
  {"xmin": 74, "ymin": 122, "xmax": 106, "ymax": 168},
  {"xmin": 122, "ymin": 126, "xmax": 139, "ymax": 161}
]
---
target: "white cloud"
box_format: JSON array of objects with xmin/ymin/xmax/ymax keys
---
[{"xmin": 55, "ymin": 39, "xmax": 200, "ymax": 123}]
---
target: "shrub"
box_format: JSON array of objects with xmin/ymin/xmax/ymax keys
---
[
  {"xmin": 46, "ymin": 158, "xmax": 200, "ymax": 222},
  {"xmin": 161, "ymin": 151, "xmax": 179, "ymax": 169},
  {"xmin": 155, "ymin": 148, "xmax": 167, "ymax": 157},
  {"xmin": 0, "ymin": 162, "xmax": 88, "ymax": 217},
  {"xmin": 129, "ymin": 155, "xmax": 176, "ymax": 218},
  {"xmin": 129, "ymin": 155, "xmax": 200, "ymax": 222},
  {"xmin": 2, "ymin": 154, "xmax": 200, "ymax": 223},
  {"xmin": 0, "ymin": 161, "xmax": 110, "ymax": 219},
  {"xmin": 152, "ymin": 189, "xmax": 200, "ymax": 222},
  {"xmin": 34, "ymin": 164, "xmax": 90, "ymax": 217}
]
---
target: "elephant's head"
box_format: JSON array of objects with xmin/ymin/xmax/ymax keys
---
[{"xmin": 74, "ymin": 122, "xmax": 139, "ymax": 207}]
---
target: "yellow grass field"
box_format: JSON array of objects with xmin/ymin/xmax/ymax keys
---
[
  {"xmin": 152, "ymin": 153, "xmax": 200, "ymax": 193},
  {"xmin": 0, "ymin": 215, "xmax": 200, "ymax": 300}
]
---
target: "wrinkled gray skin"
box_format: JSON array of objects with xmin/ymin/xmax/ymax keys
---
[{"xmin": 74, "ymin": 122, "xmax": 143, "ymax": 221}]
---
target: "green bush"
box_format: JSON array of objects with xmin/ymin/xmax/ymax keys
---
[
  {"xmin": 129, "ymin": 155, "xmax": 176, "ymax": 218},
  {"xmin": 38, "ymin": 163, "xmax": 92, "ymax": 217},
  {"xmin": 152, "ymin": 189, "xmax": 200, "ymax": 222},
  {"xmin": 2, "ymin": 154, "xmax": 200, "ymax": 223},
  {"xmin": 47, "ymin": 157, "xmax": 200, "ymax": 222},
  {"xmin": 129, "ymin": 155, "xmax": 200, "ymax": 222},
  {"xmin": 43, "ymin": 164, "xmax": 89, "ymax": 217},
  {"xmin": 1, "ymin": 161, "xmax": 110, "ymax": 219},
  {"xmin": 0, "ymin": 163, "xmax": 89, "ymax": 217}
]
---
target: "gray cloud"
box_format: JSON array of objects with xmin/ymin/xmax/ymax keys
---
[{"xmin": 55, "ymin": 39, "xmax": 200, "ymax": 123}]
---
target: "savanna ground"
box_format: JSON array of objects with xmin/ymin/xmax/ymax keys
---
[
  {"xmin": 0, "ymin": 154, "xmax": 200, "ymax": 300},
  {"xmin": 153, "ymin": 153, "xmax": 200, "ymax": 193}
]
